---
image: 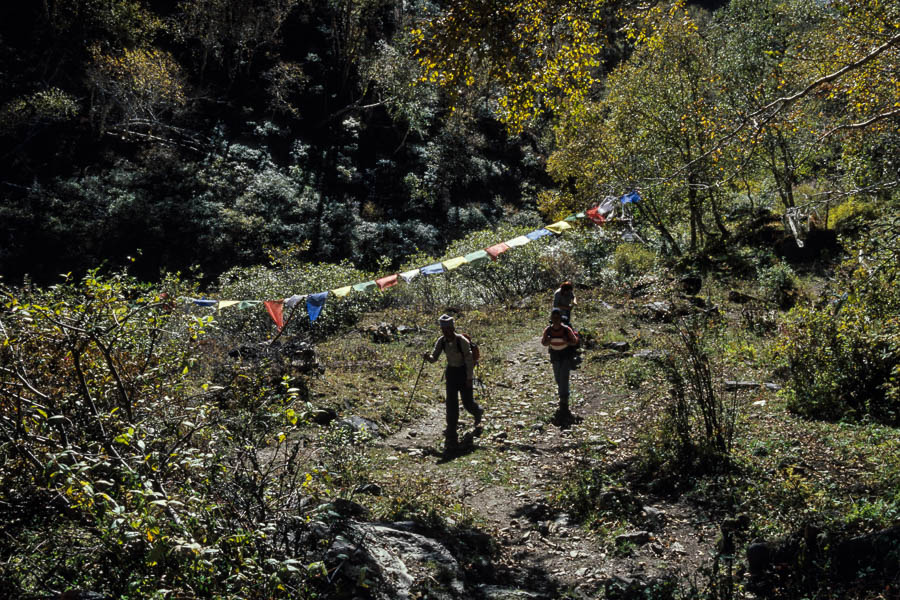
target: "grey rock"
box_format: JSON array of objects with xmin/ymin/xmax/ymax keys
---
[
  {"xmin": 354, "ymin": 483, "xmax": 383, "ymax": 496},
  {"xmin": 747, "ymin": 541, "xmax": 774, "ymax": 575},
  {"xmin": 338, "ymin": 416, "xmax": 381, "ymax": 437},
  {"xmin": 632, "ymin": 349, "xmax": 665, "ymax": 360},
  {"xmin": 641, "ymin": 506, "xmax": 667, "ymax": 530},
  {"xmin": 724, "ymin": 380, "xmax": 782, "ymax": 392},
  {"xmin": 728, "ymin": 290, "xmax": 760, "ymax": 304},
  {"xmin": 478, "ymin": 586, "xmax": 544, "ymax": 600},
  {"xmin": 641, "ymin": 301, "xmax": 673, "ymax": 322},
  {"xmin": 311, "ymin": 408, "xmax": 337, "ymax": 425},
  {"xmin": 615, "ymin": 531, "xmax": 651, "ymax": 546},
  {"xmin": 321, "ymin": 520, "xmax": 469, "ymax": 600},
  {"xmin": 603, "ymin": 341, "xmax": 631, "ymax": 352}
]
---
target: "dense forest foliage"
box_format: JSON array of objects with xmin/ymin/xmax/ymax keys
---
[
  {"xmin": 1, "ymin": 0, "xmax": 896, "ymax": 284},
  {"xmin": 0, "ymin": 0, "xmax": 554, "ymax": 283}
]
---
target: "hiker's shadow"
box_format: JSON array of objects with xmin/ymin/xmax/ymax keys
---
[{"xmin": 435, "ymin": 430, "xmax": 479, "ymax": 464}]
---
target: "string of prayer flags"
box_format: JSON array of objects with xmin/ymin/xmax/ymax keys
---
[
  {"xmin": 264, "ymin": 300, "xmax": 284, "ymax": 330},
  {"xmin": 353, "ymin": 280, "xmax": 377, "ymax": 292},
  {"xmin": 400, "ymin": 268, "xmax": 420, "ymax": 283},
  {"xmin": 376, "ymin": 273, "xmax": 399, "ymax": 290},
  {"xmin": 485, "ymin": 242, "xmax": 510, "ymax": 259},
  {"xmin": 464, "ymin": 249, "xmax": 490, "ymax": 264},
  {"xmin": 421, "ymin": 263, "xmax": 445, "ymax": 275},
  {"xmin": 284, "ymin": 294, "xmax": 306, "ymax": 309},
  {"xmin": 506, "ymin": 235, "xmax": 531, "ymax": 248},
  {"xmin": 442, "ymin": 256, "xmax": 468, "ymax": 271},
  {"xmin": 191, "ymin": 193, "xmax": 644, "ymax": 329},
  {"xmin": 545, "ymin": 221, "xmax": 572, "ymax": 234},
  {"xmin": 306, "ymin": 292, "xmax": 328, "ymax": 322}
]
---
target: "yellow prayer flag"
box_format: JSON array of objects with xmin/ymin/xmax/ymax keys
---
[
  {"xmin": 545, "ymin": 221, "xmax": 572, "ymax": 234},
  {"xmin": 442, "ymin": 256, "xmax": 468, "ymax": 271}
]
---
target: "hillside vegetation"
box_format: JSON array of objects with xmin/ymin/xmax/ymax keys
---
[{"xmin": 2, "ymin": 211, "xmax": 900, "ymax": 598}]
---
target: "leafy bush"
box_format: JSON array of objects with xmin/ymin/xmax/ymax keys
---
[
  {"xmin": 558, "ymin": 226, "xmax": 618, "ymax": 286},
  {"xmin": 0, "ymin": 270, "xmax": 329, "ymax": 598},
  {"xmin": 646, "ymin": 320, "xmax": 736, "ymax": 477},
  {"xmin": 826, "ymin": 198, "xmax": 878, "ymax": 233},
  {"xmin": 757, "ymin": 261, "xmax": 799, "ymax": 309},
  {"xmin": 778, "ymin": 222, "xmax": 900, "ymax": 423},
  {"xmin": 612, "ymin": 243, "xmax": 656, "ymax": 281}
]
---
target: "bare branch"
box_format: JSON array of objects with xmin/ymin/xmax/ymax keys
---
[{"xmin": 819, "ymin": 108, "xmax": 900, "ymax": 140}]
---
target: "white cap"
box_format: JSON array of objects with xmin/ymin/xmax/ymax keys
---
[{"xmin": 438, "ymin": 314, "xmax": 455, "ymax": 327}]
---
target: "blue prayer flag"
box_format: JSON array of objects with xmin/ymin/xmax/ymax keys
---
[
  {"xmin": 421, "ymin": 263, "xmax": 445, "ymax": 275},
  {"xmin": 525, "ymin": 228, "xmax": 552, "ymax": 240},
  {"xmin": 307, "ymin": 291, "xmax": 329, "ymax": 322}
]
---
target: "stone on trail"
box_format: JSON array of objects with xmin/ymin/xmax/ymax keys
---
[
  {"xmin": 338, "ymin": 415, "xmax": 381, "ymax": 437},
  {"xmin": 603, "ymin": 341, "xmax": 631, "ymax": 352},
  {"xmin": 322, "ymin": 520, "xmax": 466, "ymax": 600},
  {"xmin": 615, "ymin": 531, "xmax": 652, "ymax": 546}
]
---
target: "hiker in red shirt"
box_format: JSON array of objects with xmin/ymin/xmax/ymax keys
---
[{"xmin": 541, "ymin": 308, "xmax": 579, "ymax": 425}]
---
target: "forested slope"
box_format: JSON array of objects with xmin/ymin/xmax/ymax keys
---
[{"xmin": 0, "ymin": 0, "xmax": 551, "ymax": 283}]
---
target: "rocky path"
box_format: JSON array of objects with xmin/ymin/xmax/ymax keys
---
[{"xmin": 380, "ymin": 335, "xmax": 720, "ymax": 597}]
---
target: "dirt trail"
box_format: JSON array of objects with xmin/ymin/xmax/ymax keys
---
[{"xmin": 381, "ymin": 335, "xmax": 720, "ymax": 596}]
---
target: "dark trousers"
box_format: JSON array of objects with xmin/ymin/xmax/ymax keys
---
[
  {"xmin": 551, "ymin": 356, "xmax": 572, "ymax": 409},
  {"xmin": 445, "ymin": 366, "xmax": 481, "ymax": 438}
]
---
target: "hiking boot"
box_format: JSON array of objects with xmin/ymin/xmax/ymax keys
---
[
  {"xmin": 473, "ymin": 409, "xmax": 484, "ymax": 429},
  {"xmin": 444, "ymin": 433, "xmax": 459, "ymax": 452},
  {"xmin": 551, "ymin": 408, "xmax": 575, "ymax": 426}
]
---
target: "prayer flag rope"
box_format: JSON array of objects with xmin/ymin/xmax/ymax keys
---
[{"xmin": 183, "ymin": 193, "xmax": 640, "ymax": 327}]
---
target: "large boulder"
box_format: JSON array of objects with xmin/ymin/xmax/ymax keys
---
[{"xmin": 323, "ymin": 520, "xmax": 466, "ymax": 600}]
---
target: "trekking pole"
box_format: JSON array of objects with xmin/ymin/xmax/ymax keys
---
[
  {"xmin": 475, "ymin": 366, "xmax": 494, "ymax": 405},
  {"xmin": 400, "ymin": 356, "xmax": 427, "ymax": 424}
]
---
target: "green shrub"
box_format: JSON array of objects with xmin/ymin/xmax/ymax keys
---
[
  {"xmin": 560, "ymin": 227, "xmax": 618, "ymax": 286},
  {"xmin": 827, "ymin": 198, "xmax": 877, "ymax": 232},
  {"xmin": 757, "ymin": 261, "xmax": 799, "ymax": 309},
  {"xmin": 649, "ymin": 320, "xmax": 736, "ymax": 477},
  {"xmin": 611, "ymin": 243, "xmax": 656, "ymax": 281},
  {"xmin": 778, "ymin": 219, "xmax": 900, "ymax": 423},
  {"xmin": 0, "ymin": 270, "xmax": 326, "ymax": 597}
]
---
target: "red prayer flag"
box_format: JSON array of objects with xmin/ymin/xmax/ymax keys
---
[
  {"xmin": 586, "ymin": 207, "xmax": 606, "ymax": 225},
  {"xmin": 264, "ymin": 300, "xmax": 284, "ymax": 330},
  {"xmin": 376, "ymin": 273, "xmax": 399, "ymax": 290},
  {"xmin": 485, "ymin": 242, "xmax": 510, "ymax": 259}
]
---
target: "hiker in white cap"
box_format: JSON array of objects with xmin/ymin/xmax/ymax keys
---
[{"xmin": 423, "ymin": 314, "xmax": 483, "ymax": 450}]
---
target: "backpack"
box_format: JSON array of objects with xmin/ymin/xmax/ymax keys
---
[{"xmin": 442, "ymin": 333, "xmax": 481, "ymax": 366}]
